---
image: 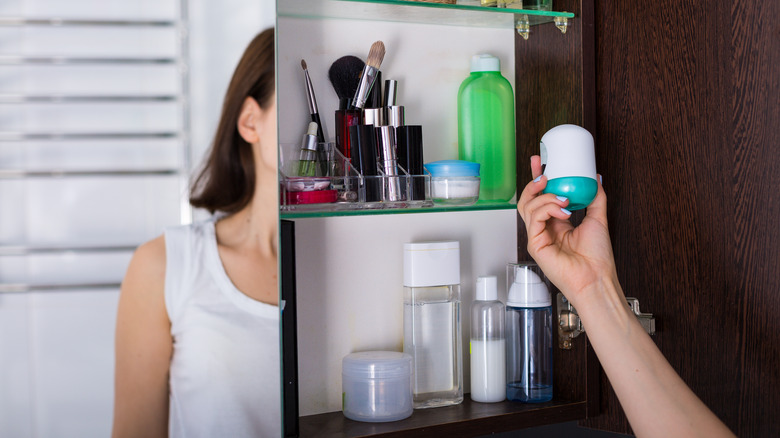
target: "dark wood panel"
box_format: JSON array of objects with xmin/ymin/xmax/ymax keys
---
[
  {"xmin": 584, "ymin": 0, "xmax": 780, "ymax": 435},
  {"xmin": 731, "ymin": 0, "xmax": 780, "ymax": 436},
  {"xmin": 299, "ymin": 399, "xmax": 586, "ymax": 438}
]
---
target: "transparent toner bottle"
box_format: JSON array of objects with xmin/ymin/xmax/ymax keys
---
[
  {"xmin": 506, "ymin": 263, "xmax": 553, "ymax": 403},
  {"xmin": 403, "ymin": 241, "xmax": 463, "ymax": 409}
]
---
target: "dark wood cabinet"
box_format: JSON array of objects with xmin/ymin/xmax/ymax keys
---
[{"xmin": 580, "ymin": 1, "xmax": 780, "ymax": 436}]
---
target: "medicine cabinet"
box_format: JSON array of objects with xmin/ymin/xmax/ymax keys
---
[{"xmin": 278, "ymin": 0, "xmax": 597, "ymax": 436}]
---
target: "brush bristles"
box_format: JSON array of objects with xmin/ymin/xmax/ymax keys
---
[
  {"xmin": 328, "ymin": 56, "xmax": 365, "ymax": 100},
  {"xmin": 365, "ymin": 41, "xmax": 385, "ymax": 70},
  {"xmin": 301, "ymin": 59, "xmax": 307, "ymax": 70}
]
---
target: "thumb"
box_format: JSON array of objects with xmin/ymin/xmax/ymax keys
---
[{"xmin": 585, "ymin": 174, "xmax": 608, "ymax": 227}]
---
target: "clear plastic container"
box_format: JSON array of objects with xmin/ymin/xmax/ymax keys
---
[
  {"xmin": 424, "ymin": 160, "xmax": 480, "ymax": 206},
  {"xmin": 470, "ymin": 276, "xmax": 506, "ymax": 403},
  {"xmin": 403, "ymin": 241, "xmax": 464, "ymax": 409},
  {"xmin": 341, "ymin": 351, "xmax": 413, "ymax": 422},
  {"xmin": 505, "ymin": 263, "xmax": 553, "ymax": 403}
]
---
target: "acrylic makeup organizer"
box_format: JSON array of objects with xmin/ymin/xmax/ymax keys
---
[{"xmin": 279, "ymin": 141, "xmax": 433, "ymax": 212}]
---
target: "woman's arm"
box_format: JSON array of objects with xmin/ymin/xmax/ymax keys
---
[
  {"xmin": 517, "ymin": 156, "xmax": 734, "ymax": 438},
  {"xmin": 112, "ymin": 235, "xmax": 171, "ymax": 438}
]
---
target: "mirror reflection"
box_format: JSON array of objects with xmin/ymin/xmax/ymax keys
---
[{"xmin": 0, "ymin": 1, "xmax": 278, "ymax": 436}]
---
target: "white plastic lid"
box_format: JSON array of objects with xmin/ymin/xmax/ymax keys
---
[
  {"xmin": 540, "ymin": 124, "xmax": 597, "ymax": 180},
  {"xmin": 507, "ymin": 266, "xmax": 551, "ymax": 307},
  {"xmin": 342, "ymin": 351, "xmax": 412, "ymax": 379},
  {"xmin": 403, "ymin": 241, "xmax": 460, "ymax": 287},
  {"xmin": 475, "ymin": 276, "xmax": 498, "ymax": 301},
  {"xmin": 470, "ymin": 54, "xmax": 500, "ymax": 72}
]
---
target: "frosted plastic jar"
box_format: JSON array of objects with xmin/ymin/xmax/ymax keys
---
[
  {"xmin": 342, "ymin": 351, "xmax": 413, "ymax": 422},
  {"xmin": 424, "ymin": 160, "xmax": 480, "ymax": 206}
]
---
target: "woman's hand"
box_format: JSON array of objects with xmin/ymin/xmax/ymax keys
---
[{"xmin": 517, "ymin": 155, "xmax": 617, "ymax": 306}]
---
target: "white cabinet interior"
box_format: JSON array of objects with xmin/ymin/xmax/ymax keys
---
[{"xmin": 278, "ymin": 12, "xmax": 520, "ymax": 416}]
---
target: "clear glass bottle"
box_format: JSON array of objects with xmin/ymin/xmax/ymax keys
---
[
  {"xmin": 403, "ymin": 241, "xmax": 463, "ymax": 409},
  {"xmin": 470, "ymin": 276, "xmax": 506, "ymax": 403},
  {"xmin": 505, "ymin": 263, "xmax": 553, "ymax": 403},
  {"xmin": 457, "ymin": 54, "xmax": 516, "ymax": 202}
]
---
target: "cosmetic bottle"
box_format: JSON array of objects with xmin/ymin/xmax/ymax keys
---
[
  {"xmin": 403, "ymin": 241, "xmax": 463, "ymax": 409},
  {"xmin": 457, "ymin": 54, "xmax": 516, "ymax": 202},
  {"xmin": 540, "ymin": 124, "xmax": 598, "ymax": 210},
  {"xmin": 297, "ymin": 121, "xmax": 319, "ymax": 177},
  {"xmin": 470, "ymin": 276, "xmax": 506, "ymax": 403},
  {"xmin": 335, "ymin": 98, "xmax": 361, "ymax": 163},
  {"xmin": 505, "ymin": 263, "xmax": 553, "ymax": 403}
]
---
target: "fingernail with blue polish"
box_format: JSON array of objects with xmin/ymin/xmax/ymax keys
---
[
  {"xmin": 598, "ymin": 174, "xmax": 603, "ymax": 184},
  {"xmin": 556, "ymin": 196, "xmax": 568, "ymax": 203},
  {"xmin": 561, "ymin": 208, "xmax": 572, "ymax": 215},
  {"xmin": 533, "ymin": 176, "xmax": 542, "ymax": 183}
]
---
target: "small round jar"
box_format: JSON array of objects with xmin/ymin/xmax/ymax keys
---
[
  {"xmin": 342, "ymin": 351, "xmax": 413, "ymax": 423},
  {"xmin": 424, "ymin": 160, "xmax": 480, "ymax": 206}
]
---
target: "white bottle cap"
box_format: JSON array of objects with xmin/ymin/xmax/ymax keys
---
[
  {"xmin": 507, "ymin": 266, "xmax": 550, "ymax": 308},
  {"xmin": 470, "ymin": 54, "xmax": 500, "ymax": 72},
  {"xmin": 475, "ymin": 276, "xmax": 498, "ymax": 301},
  {"xmin": 403, "ymin": 241, "xmax": 460, "ymax": 287},
  {"xmin": 540, "ymin": 124, "xmax": 597, "ymax": 180}
]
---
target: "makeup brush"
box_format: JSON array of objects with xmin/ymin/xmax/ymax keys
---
[
  {"xmin": 351, "ymin": 41, "xmax": 386, "ymax": 110},
  {"xmin": 301, "ymin": 59, "xmax": 326, "ymax": 143},
  {"xmin": 328, "ymin": 55, "xmax": 365, "ymax": 106}
]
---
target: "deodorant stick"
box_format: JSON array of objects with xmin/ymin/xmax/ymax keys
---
[{"xmin": 540, "ymin": 124, "xmax": 598, "ymax": 210}]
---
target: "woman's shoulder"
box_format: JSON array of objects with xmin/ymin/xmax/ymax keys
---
[{"xmin": 122, "ymin": 235, "xmax": 167, "ymax": 293}]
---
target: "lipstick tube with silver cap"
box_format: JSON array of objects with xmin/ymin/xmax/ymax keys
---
[
  {"xmin": 363, "ymin": 108, "xmax": 385, "ymax": 127},
  {"xmin": 377, "ymin": 125, "xmax": 402, "ymax": 202},
  {"xmin": 384, "ymin": 79, "xmax": 405, "ymax": 127}
]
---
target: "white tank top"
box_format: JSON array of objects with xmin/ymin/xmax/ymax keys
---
[{"xmin": 164, "ymin": 220, "xmax": 281, "ymax": 437}]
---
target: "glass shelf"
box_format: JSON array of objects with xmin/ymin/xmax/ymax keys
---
[
  {"xmin": 278, "ymin": 0, "xmax": 574, "ymax": 29},
  {"xmin": 280, "ymin": 199, "xmax": 516, "ymax": 219}
]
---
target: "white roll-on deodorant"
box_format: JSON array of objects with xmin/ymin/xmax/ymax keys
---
[{"xmin": 540, "ymin": 124, "xmax": 598, "ymax": 210}]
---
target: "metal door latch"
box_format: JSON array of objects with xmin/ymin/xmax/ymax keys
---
[{"xmin": 557, "ymin": 293, "xmax": 656, "ymax": 350}]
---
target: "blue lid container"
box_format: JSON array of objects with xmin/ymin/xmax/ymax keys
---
[
  {"xmin": 424, "ymin": 160, "xmax": 480, "ymax": 206},
  {"xmin": 424, "ymin": 160, "xmax": 480, "ymax": 177}
]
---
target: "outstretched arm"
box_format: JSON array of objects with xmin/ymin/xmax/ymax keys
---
[{"xmin": 517, "ymin": 156, "xmax": 734, "ymax": 438}]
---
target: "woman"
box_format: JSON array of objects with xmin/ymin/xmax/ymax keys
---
[
  {"xmin": 112, "ymin": 28, "xmax": 281, "ymax": 437},
  {"xmin": 517, "ymin": 155, "xmax": 734, "ymax": 437}
]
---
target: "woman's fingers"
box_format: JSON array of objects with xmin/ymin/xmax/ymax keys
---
[
  {"xmin": 517, "ymin": 174, "xmax": 547, "ymax": 216},
  {"xmin": 521, "ymin": 193, "xmax": 572, "ymax": 242}
]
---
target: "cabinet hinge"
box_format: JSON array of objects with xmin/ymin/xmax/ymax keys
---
[{"xmin": 557, "ymin": 293, "xmax": 656, "ymax": 350}]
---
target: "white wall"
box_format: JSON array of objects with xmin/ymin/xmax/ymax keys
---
[{"xmin": 0, "ymin": 1, "xmax": 274, "ymax": 436}]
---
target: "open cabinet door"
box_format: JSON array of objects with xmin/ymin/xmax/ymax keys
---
[
  {"xmin": 581, "ymin": 1, "xmax": 779, "ymax": 436},
  {"xmin": 517, "ymin": 0, "xmax": 780, "ymax": 435},
  {"xmin": 514, "ymin": 0, "xmax": 601, "ymax": 424}
]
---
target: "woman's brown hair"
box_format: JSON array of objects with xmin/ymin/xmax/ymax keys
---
[{"xmin": 189, "ymin": 27, "xmax": 275, "ymax": 214}]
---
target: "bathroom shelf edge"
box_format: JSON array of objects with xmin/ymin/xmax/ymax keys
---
[{"xmin": 298, "ymin": 399, "xmax": 587, "ymax": 437}]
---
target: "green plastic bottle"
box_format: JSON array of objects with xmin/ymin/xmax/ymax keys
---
[{"xmin": 458, "ymin": 54, "xmax": 516, "ymax": 202}]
